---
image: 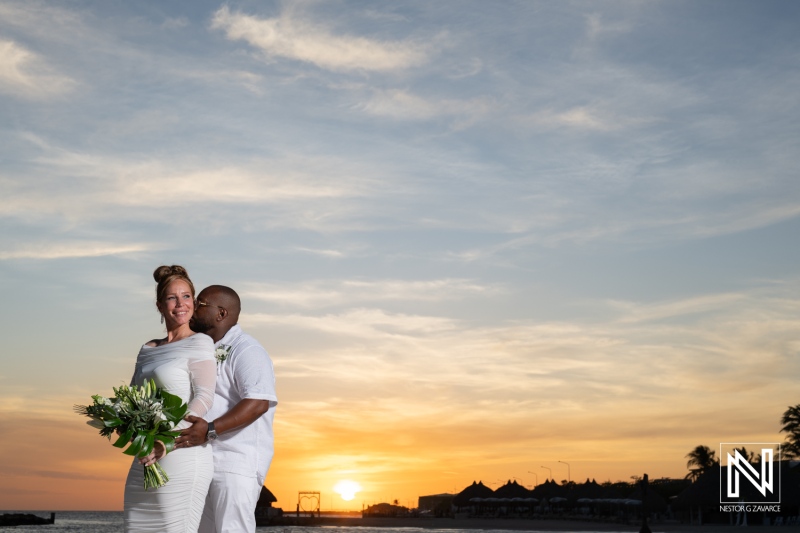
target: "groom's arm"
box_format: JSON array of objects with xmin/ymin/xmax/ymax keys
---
[
  {"xmin": 214, "ymin": 398, "xmax": 271, "ymax": 435},
  {"xmin": 175, "ymin": 399, "xmax": 270, "ymax": 448}
]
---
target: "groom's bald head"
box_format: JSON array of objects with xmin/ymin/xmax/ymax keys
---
[
  {"xmin": 203, "ymin": 285, "xmax": 241, "ymax": 324},
  {"xmin": 190, "ymin": 285, "xmax": 243, "ymax": 342}
]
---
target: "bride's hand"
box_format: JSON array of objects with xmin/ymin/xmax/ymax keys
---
[{"xmin": 138, "ymin": 440, "xmax": 166, "ymax": 467}]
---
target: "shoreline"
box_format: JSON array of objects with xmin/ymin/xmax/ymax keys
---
[{"xmin": 262, "ymin": 516, "xmax": 778, "ymax": 533}]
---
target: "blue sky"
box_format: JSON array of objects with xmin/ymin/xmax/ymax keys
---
[{"xmin": 2, "ymin": 0, "xmax": 800, "ymax": 510}]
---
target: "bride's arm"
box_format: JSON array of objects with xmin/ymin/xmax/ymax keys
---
[{"xmin": 174, "ymin": 358, "xmax": 216, "ymax": 430}]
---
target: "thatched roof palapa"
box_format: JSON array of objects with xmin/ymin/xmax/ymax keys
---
[
  {"xmin": 453, "ymin": 481, "xmax": 494, "ymax": 506},
  {"xmin": 530, "ymin": 479, "xmax": 566, "ymax": 499},
  {"xmin": 572, "ymin": 478, "xmax": 621, "ymax": 500},
  {"xmin": 255, "ymin": 486, "xmax": 277, "ymax": 509},
  {"xmin": 494, "ymin": 480, "xmax": 532, "ymax": 499}
]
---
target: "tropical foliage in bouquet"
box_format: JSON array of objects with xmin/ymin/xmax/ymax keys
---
[{"xmin": 74, "ymin": 379, "xmax": 188, "ymax": 490}]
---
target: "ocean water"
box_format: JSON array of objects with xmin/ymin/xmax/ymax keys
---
[
  {"xmin": 3, "ymin": 511, "xmax": 630, "ymax": 533},
  {"xmin": 2, "ymin": 511, "xmax": 121, "ymax": 532},
  {"xmin": 1, "ymin": 512, "xmax": 499, "ymax": 533}
]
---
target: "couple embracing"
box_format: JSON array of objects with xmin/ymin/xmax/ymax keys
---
[{"xmin": 124, "ymin": 265, "xmax": 277, "ymax": 533}]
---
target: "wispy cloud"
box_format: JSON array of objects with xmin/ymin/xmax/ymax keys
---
[
  {"xmin": 610, "ymin": 292, "xmax": 747, "ymax": 324},
  {"xmin": 0, "ymin": 140, "xmax": 380, "ymax": 229},
  {"xmin": 527, "ymin": 106, "xmax": 620, "ymax": 131},
  {"xmin": 0, "ymin": 241, "xmax": 154, "ymax": 260},
  {"xmin": 255, "ymin": 285, "xmax": 800, "ymax": 407},
  {"xmin": 356, "ymin": 89, "xmax": 494, "ymax": 124},
  {"xmin": 247, "ymin": 308, "xmax": 458, "ymax": 339},
  {"xmin": 0, "ymin": 39, "xmax": 74, "ymax": 98},
  {"xmin": 245, "ymin": 278, "xmax": 498, "ymax": 308},
  {"xmin": 210, "ymin": 5, "xmax": 430, "ymax": 72},
  {"xmin": 584, "ymin": 12, "xmax": 632, "ymax": 41}
]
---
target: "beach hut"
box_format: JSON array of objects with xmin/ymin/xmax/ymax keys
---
[
  {"xmin": 572, "ymin": 478, "xmax": 622, "ymax": 500},
  {"xmin": 530, "ymin": 478, "xmax": 567, "ymax": 500},
  {"xmin": 494, "ymin": 480, "xmax": 532, "ymax": 499},
  {"xmin": 454, "ymin": 481, "xmax": 494, "ymax": 506},
  {"xmin": 254, "ymin": 486, "xmax": 280, "ymax": 524},
  {"xmin": 491, "ymin": 481, "xmax": 535, "ymax": 515}
]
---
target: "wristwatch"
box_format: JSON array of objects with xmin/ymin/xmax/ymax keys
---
[{"xmin": 206, "ymin": 421, "xmax": 218, "ymax": 442}]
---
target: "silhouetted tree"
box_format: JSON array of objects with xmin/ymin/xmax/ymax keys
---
[
  {"xmin": 732, "ymin": 446, "xmax": 757, "ymax": 463},
  {"xmin": 780, "ymin": 404, "xmax": 800, "ymax": 458},
  {"xmin": 685, "ymin": 445, "xmax": 718, "ymax": 481}
]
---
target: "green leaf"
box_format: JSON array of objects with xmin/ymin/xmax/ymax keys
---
[
  {"xmin": 124, "ymin": 433, "xmax": 146, "ymax": 456},
  {"xmin": 139, "ymin": 433, "xmax": 155, "ymax": 457},
  {"xmin": 161, "ymin": 393, "xmax": 179, "ymax": 409},
  {"xmin": 103, "ymin": 417, "xmax": 122, "ymax": 428},
  {"xmin": 113, "ymin": 427, "xmax": 134, "ymax": 448},
  {"xmin": 158, "ymin": 435, "xmax": 176, "ymax": 454}
]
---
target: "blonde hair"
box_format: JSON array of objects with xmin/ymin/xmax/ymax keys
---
[{"xmin": 153, "ymin": 265, "xmax": 196, "ymax": 304}]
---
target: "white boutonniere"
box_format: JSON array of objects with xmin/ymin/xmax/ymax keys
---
[{"xmin": 215, "ymin": 345, "xmax": 231, "ymax": 365}]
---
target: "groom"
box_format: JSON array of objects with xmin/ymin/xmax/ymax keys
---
[{"xmin": 174, "ymin": 285, "xmax": 278, "ymax": 533}]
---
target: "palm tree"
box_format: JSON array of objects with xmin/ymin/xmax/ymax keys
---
[
  {"xmin": 732, "ymin": 446, "xmax": 757, "ymax": 463},
  {"xmin": 780, "ymin": 404, "xmax": 800, "ymax": 458},
  {"xmin": 685, "ymin": 445, "xmax": 718, "ymax": 481}
]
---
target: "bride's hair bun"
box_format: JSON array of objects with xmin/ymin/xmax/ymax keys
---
[
  {"xmin": 153, "ymin": 265, "xmax": 195, "ymax": 305},
  {"xmin": 153, "ymin": 265, "xmax": 189, "ymax": 283}
]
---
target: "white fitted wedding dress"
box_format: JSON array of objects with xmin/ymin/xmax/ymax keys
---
[{"xmin": 124, "ymin": 333, "xmax": 216, "ymax": 533}]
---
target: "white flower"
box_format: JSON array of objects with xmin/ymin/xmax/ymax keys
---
[
  {"xmin": 151, "ymin": 406, "xmax": 165, "ymax": 423},
  {"xmin": 215, "ymin": 345, "xmax": 231, "ymax": 364}
]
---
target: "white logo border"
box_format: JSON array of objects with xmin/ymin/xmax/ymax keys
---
[{"xmin": 719, "ymin": 442, "xmax": 781, "ymax": 505}]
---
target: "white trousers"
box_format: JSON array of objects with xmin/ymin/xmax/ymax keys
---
[{"xmin": 198, "ymin": 471, "xmax": 262, "ymax": 533}]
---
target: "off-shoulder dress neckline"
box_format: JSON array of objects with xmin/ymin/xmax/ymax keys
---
[{"xmin": 143, "ymin": 332, "xmax": 202, "ymax": 349}]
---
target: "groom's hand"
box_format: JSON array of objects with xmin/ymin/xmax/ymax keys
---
[{"xmin": 174, "ymin": 415, "xmax": 209, "ymax": 449}]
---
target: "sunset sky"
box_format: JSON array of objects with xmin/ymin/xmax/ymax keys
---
[{"xmin": 2, "ymin": 0, "xmax": 800, "ymax": 512}]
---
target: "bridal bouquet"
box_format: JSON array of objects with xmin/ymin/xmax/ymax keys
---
[{"xmin": 74, "ymin": 379, "xmax": 188, "ymax": 490}]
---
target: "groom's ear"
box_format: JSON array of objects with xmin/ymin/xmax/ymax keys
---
[{"xmin": 217, "ymin": 307, "xmax": 228, "ymax": 322}]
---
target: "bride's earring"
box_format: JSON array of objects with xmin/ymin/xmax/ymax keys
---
[{"xmin": 160, "ymin": 314, "xmax": 165, "ymax": 324}]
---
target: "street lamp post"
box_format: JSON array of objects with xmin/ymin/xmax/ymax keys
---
[
  {"xmin": 540, "ymin": 466, "xmax": 552, "ymax": 481},
  {"xmin": 558, "ymin": 461, "xmax": 571, "ymax": 483},
  {"xmin": 527, "ymin": 471, "xmax": 538, "ymax": 486}
]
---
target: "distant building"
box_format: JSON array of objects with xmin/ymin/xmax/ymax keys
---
[
  {"xmin": 363, "ymin": 502, "xmax": 409, "ymax": 516},
  {"xmin": 254, "ymin": 486, "xmax": 281, "ymax": 520},
  {"xmin": 418, "ymin": 493, "xmax": 454, "ymax": 512}
]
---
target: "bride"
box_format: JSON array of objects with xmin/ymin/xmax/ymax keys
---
[{"xmin": 124, "ymin": 265, "xmax": 216, "ymax": 532}]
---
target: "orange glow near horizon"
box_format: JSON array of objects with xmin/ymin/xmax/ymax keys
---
[
  {"xmin": 0, "ymin": 308, "xmax": 796, "ymax": 511},
  {"xmin": 0, "ymin": 395, "xmax": 791, "ymax": 512}
]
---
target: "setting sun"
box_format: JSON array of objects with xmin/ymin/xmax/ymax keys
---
[{"xmin": 333, "ymin": 480, "xmax": 362, "ymax": 501}]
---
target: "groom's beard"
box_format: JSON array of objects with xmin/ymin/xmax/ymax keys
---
[{"xmin": 189, "ymin": 317, "xmax": 211, "ymax": 333}]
